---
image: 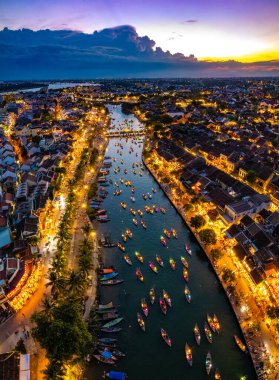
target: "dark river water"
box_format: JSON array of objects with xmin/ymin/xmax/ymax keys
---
[{"xmin": 87, "ymin": 105, "xmax": 256, "ymax": 380}]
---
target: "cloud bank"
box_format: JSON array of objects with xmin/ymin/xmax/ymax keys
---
[{"xmin": 0, "ymin": 25, "xmax": 278, "ymax": 79}]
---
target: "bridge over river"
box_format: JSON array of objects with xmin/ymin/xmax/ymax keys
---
[{"xmin": 105, "ymin": 130, "xmax": 145, "ymax": 137}]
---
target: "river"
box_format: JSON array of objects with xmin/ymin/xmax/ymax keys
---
[{"xmin": 87, "ymin": 104, "xmax": 256, "ymax": 380}]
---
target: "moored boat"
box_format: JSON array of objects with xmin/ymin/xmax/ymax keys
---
[
  {"xmin": 180, "ymin": 256, "xmax": 188, "ymax": 268},
  {"xmin": 98, "ymin": 338, "xmax": 117, "ymax": 344},
  {"xmin": 160, "ymin": 207, "xmax": 166, "ymax": 214},
  {"xmin": 138, "ymin": 209, "xmax": 143, "ymax": 217},
  {"xmin": 101, "ymin": 327, "xmax": 122, "ymax": 333},
  {"xmin": 101, "ymin": 272, "xmax": 119, "ymax": 281},
  {"xmin": 206, "ymin": 352, "xmax": 212, "ymax": 375},
  {"xmin": 117, "ymin": 243, "xmax": 125, "ymax": 252},
  {"xmin": 207, "ymin": 314, "xmax": 216, "ymax": 333},
  {"xmin": 184, "ymin": 285, "xmax": 191, "ymax": 303},
  {"xmin": 148, "ymin": 261, "xmax": 158, "ymax": 274},
  {"xmin": 130, "ymin": 208, "xmax": 136, "ymax": 216},
  {"xmin": 171, "ymin": 228, "xmax": 177, "ymax": 238},
  {"xmin": 194, "ymin": 323, "xmax": 201, "ymax": 345},
  {"xmin": 123, "ymin": 254, "xmax": 132, "ymax": 266},
  {"xmin": 126, "ymin": 228, "xmax": 133, "ymax": 239},
  {"xmin": 185, "ymin": 244, "xmax": 192, "ymax": 256},
  {"xmin": 159, "ymin": 297, "xmax": 167, "ymax": 315},
  {"xmin": 169, "ymin": 258, "xmax": 176, "ymax": 271},
  {"xmin": 185, "ymin": 342, "xmax": 193, "ymax": 366},
  {"xmin": 234, "ymin": 335, "xmax": 247, "ymax": 352},
  {"xmin": 137, "ymin": 312, "xmax": 145, "ymax": 331},
  {"xmin": 121, "ymin": 202, "xmax": 126, "ymax": 209},
  {"xmin": 204, "ymin": 322, "xmax": 213, "ymax": 343},
  {"xmin": 160, "ymin": 236, "xmax": 167, "ymax": 246},
  {"xmin": 102, "ymin": 317, "xmax": 124, "ymax": 329},
  {"xmin": 149, "ymin": 288, "xmax": 155, "ymax": 304},
  {"xmin": 163, "ymin": 290, "xmax": 172, "ymax": 307},
  {"xmin": 101, "ymin": 279, "xmax": 124, "ymax": 286},
  {"xmin": 141, "ymin": 220, "xmax": 147, "ymax": 229},
  {"xmin": 213, "ymin": 314, "xmax": 221, "ymax": 334},
  {"xmin": 156, "ymin": 254, "xmax": 164, "ymax": 267},
  {"xmin": 135, "ymin": 251, "xmax": 143, "ymax": 263},
  {"xmin": 163, "ymin": 229, "xmax": 171, "ymax": 239},
  {"xmin": 132, "ymin": 218, "xmax": 138, "ymax": 226},
  {"xmin": 161, "ymin": 328, "xmax": 171, "ymax": 347},
  {"xmin": 183, "ymin": 267, "xmax": 189, "ymax": 282},
  {"xmin": 141, "ymin": 298, "xmax": 149, "ymax": 317},
  {"xmin": 135, "ymin": 268, "xmax": 144, "ymax": 283},
  {"xmin": 121, "ymin": 233, "xmax": 127, "ymax": 242},
  {"xmin": 94, "ymin": 354, "xmax": 115, "ymax": 365}
]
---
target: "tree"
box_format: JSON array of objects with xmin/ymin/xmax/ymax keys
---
[
  {"xmin": 190, "ymin": 215, "xmax": 206, "ymax": 230},
  {"xmin": 245, "ymin": 170, "xmax": 257, "ymax": 184},
  {"xmin": 46, "ymin": 271, "xmax": 66, "ymax": 298},
  {"xmin": 266, "ymin": 306, "xmax": 279, "ymax": 320},
  {"xmin": 15, "ymin": 338, "xmax": 27, "ymax": 354},
  {"xmin": 67, "ymin": 270, "xmax": 86, "ymax": 296},
  {"xmin": 78, "ymin": 255, "xmax": 93, "ymax": 278},
  {"xmin": 210, "ymin": 248, "xmax": 223, "ymax": 262},
  {"xmin": 199, "ymin": 228, "xmax": 217, "ymax": 245},
  {"xmin": 222, "ymin": 268, "xmax": 236, "ymax": 284},
  {"xmin": 183, "ymin": 203, "xmax": 193, "ymax": 212}
]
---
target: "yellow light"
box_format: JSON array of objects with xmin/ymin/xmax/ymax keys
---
[
  {"xmin": 90, "ymin": 231, "xmax": 96, "ymax": 238},
  {"xmin": 82, "ymin": 203, "xmax": 86, "ymax": 208}
]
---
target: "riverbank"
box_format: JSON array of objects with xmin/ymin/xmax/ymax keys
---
[{"xmin": 142, "ymin": 156, "xmax": 262, "ymax": 379}]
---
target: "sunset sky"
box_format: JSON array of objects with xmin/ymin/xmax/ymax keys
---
[{"xmin": 1, "ymin": 0, "xmax": 278, "ymax": 62}]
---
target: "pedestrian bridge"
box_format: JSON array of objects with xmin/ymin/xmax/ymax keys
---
[{"xmin": 105, "ymin": 130, "xmax": 145, "ymax": 137}]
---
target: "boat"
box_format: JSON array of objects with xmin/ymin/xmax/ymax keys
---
[
  {"xmin": 184, "ymin": 285, "xmax": 191, "ymax": 303},
  {"xmin": 101, "ymin": 327, "xmax": 122, "ymax": 333},
  {"xmin": 185, "ymin": 343, "xmax": 193, "ymax": 366},
  {"xmin": 137, "ymin": 312, "xmax": 146, "ymax": 331},
  {"xmin": 183, "ymin": 267, "xmax": 189, "ymax": 282},
  {"xmin": 215, "ymin": 369, "xmax": 221, "ymax": 379},
  {"xmin": 156, "ymin": 255, "xmax": 164, "ymax": 267},
  {"xmin": 180, "ymin": 256, "xmax": 188, "ymax": 268},
  {"xmin": 171, "ymin": 228, "xmax": 177, "ymax": 238},
  {"xmin": 94, "ymin": 354, "xmax": 115, "ymax": 365},
  {"xmin": 124, "ymin": 169, "xmax": 127, "ymax": 174},
  {"xmin": 123, "ymin": 255, "xmax": 132, "ymax": 266},
  {"xmin": 141, "ymin": 220, "xmax": 147, "ymax": 229},
  {"xmin": 141, "ymin": 298, "xmax": 149, "ymax": 317},
  {"xmin": 138, "ymin": 210, "xmax": 143, "ymax": 217},
  {"xmin": 148, "ymin": 261, "xmax": 158, "ymax": 274},
  {"xmin": 121, "ymin": 234, "xmax": 127, "ymax": 242},
  {"xmin": 101, "ymin": 272, "xmax": 119, "ymax": 281},
  {"xmin": 120, "ymin": 202, "xmax": 126, "ymax": 209},
  {"xmin": 98, "ymin": 348, "xmax": 125, "ymax": 358},
  {"xmin": 117, "ymin": 243, "xmax": 125, "ymax": 252},
  {"xmin": 99, "ymin": 311, "xmax": 119, "ymax": 322},
  {"xmin": 234, "ymin": 335, "xmax": 247, "ymax": 352},
  {"xmin": 98, "ymin": 338, "xmax": 117, "ymax": 344},
  {"xmin": 148, "ymin": 193, "xmax": 152, "ymax": 199},
  {"xmin": 204, "ymin": 322, "xmax": 213, "ymax": 343},
  {"xmin": 213, "ymin": 314, "xmax": 221, "ymax": 334},
  {"xmin": 135, "ymin": 251, "xmax": 143, "ymax": 263},
  {"xmin": 149, "ymin": 288, "xmax": 155, "ymax": 304},
  {"xmin": 151, "ymin": 187, "xmax": 156, "ymax": 193},
  {"xmin": 163, "ymin": 229, "xmax": 171, "ymax": 239},
  {"xmin": 163, "ymin": 290, "xmax": 172, "ymax": 307},
  {"xmin": 169, "ymin": 258, "xmax": 176, "ymax": 271},
  {"xmin": 132, "ymin": 218, "xmax": 138, "ymax": 226},
  {"xmin": 160, "ymin": 207, "xmax": 166, "ymax": 214},
  {"xmin": 207, "ymin": 314, "xmax": 216, "ymax": 333},
  {"xmin": 101, "ymin": 279, "xmax": 124, "ymax": 286},
  {"xmin": 102, "ymin": 317, "xmax": 124, "ymax": 329},
  {"xmin": 105, "ymin": 371, "xmax": 127, "ymax": 379},
  {"xmin": 161, "ymin": 328, "xmax": 171, "ymax": 347},
  {"xmin": 97, "ymin": 302, "xmax": 114, "ymax": 311},
  {"xmin": 185, "ymin": 244, "xmax": 192, "ymax": 256},
  {"xmin": 126, "ymin": 228, "xmax": 133, "ymax": 239},
  {"xmin": 205, "ymin": 352, "xmax": 212, "ymax": 375},
  {"xmin": 194, "ymin": 324, "xmax": 201, "ymax": 345},
  {"xmin": 130, "ymin": 208, "xmax": 136, "ymax": 216},
  {"xmin": 131, "ymin": 196, "xmax": 135, "ymax": 202},
  {"xmin": 142, "ymin": 194, "xmax": 147, "ymax": 200},
  {"xmin": 131, "ymin": 187, "xmax": 135, "ymax": 193},
  {"xmin": 159, "ymin": 297, "xmax": 167, "ymax": 315},
  {"xmin": 135, "ymin": 268, "xmax": 144, "ymax": 283},
  {"xmin": 160, "ymin": 236, "xmax": 167, "ymax": 247}
]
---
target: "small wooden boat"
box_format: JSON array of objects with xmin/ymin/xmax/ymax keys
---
[
  {"xmin": 169, "ymin": 258, "xmax": 176, "ymax": 271},
  {"xmin": 133, "ymin": 218, "xmax": 138, "ymax": 226},
  {"xmin": 117, "ymin": 243, "xmax": 125, "ymax": 252},
  {"xmin": 131, "ymin": 196, "xmax": 135, "ymax": 202},
  {"xmin": 97, "ymin": 302, "xmax": 114, "ymax": 311},
  {"xmin": 137, "ymin": 312, "xmax": 145, "ymax": 331},
  {"xmin": 138, "ymin": 210, "xmax": 143, "ymax": 217},
  {"xmin": 136, "ymin": 268, "xmax": 144, "ymax": 283},
  {"xmin": 102, "ymin": 317, "xmax": 124, "ymax": 329},
  {"xmin": 126, "ymin": 228, "xmax": 133, "ymax": 239},
  {"xmin": 207, "ymin": 314, "xmax": 216, "ymax": 333},
  {"xmin": 101, "ymin": 279, "xmax": 124, "ymax": 286},
  {"xmin": 121, "ymin": 202, "xmax": 126, "ymax": 209},
  {"xmin": 215, "ymin": 369, "xmax": 221, "ymax": 380},
  {"xmin": 141, "ymin": 220, "xmax": 147, "ymax": 229},
  {"xmin": 194, "ymin": 323, "xmax": 201, "ymax": 345},
  {"xmin": 185, "ymin": 342, "xmax": 193, "ymax": 366},
  {"xmin": 159, "ymin": 297, "xmax": 167, "ymax": 315},
  {"xmin": 98, "ymin": 338, "xmax": 117, "ymax": 344},
  {"xmin": 180, "ymin": 256, "xmax": 188, "ymax": 268},
  {"xmin": 94, "ymin": 354, "xmax": 115, "ymax": 365},
  {"xmin": 135, "ymin": 251, "xmax": 143, "ymax": 263},
  {"xmin": 171, "ymin": 228, "xmax": 177, "ymax": 238},
  {"xmin": 101, "ymin": 327, "xmax": 122, "ymax": 333},
  {"xmin": 148, "ymin": 261, "xmax": 158, "ymax": 274},
  {"xmin": 123, "ymin": 255, "xmax": 132, "ymax": 266},
  {"xmin": 160, "ymin": 236, "xmax": 167, "ymax": 246},
  {"xmin": 130, "ymin": 208, "xmax": 136, "ymax": 216},
  {"xmin": 161, "ymin": 328, "xmax": 171, "ymax": 347},
  {"xmin": 204, "ymin": 322, "xmax": 213, "ymax": 343},
  {"xmin": 101, "ymin": 272, "xmax": 119, "ymax": 281},
  {"xmin": 148, "ymin": 193, "xmax": 152, "ymax": 198},
  {"xmin": 183, "ymin": 267, "xmax": 189, "ymax": 282},
  {"xmin": 184, "ymin": 285, "xmax": 191, "ymax": 303},
  {"xmin": 213, "ymin": 314, "xmax": 221, "ymax": 334},
  {"xmin": 156, "ymin": 255, "xmax": 164, "ymax": 267},
  {"xmin": 124, "ymin": 169, "xmax": 127, "ymax": 174},
  {"xmin": 206, "ymin": 352, "xmax": 212, "ymax": 375},
  {"xmin": 98, "ymin": 348, "xmax": 125, "ymax": 358},
  {"xmin": 142, "ymin": 194, "xmax": 147, "ymax": 200},
  {"xmin": 185, "ymin": 244, "xmax": 192, "ymax": 256},
  {"xmin": 141, "ymin": 298, "xmax": 149, "ymax": 317},
  {"xmin": 151, "ymin": 187, "xmax": 156, "ymax": 193},
  {"xmin": 163, "ymin": 290, "xmax": 172, "ymax": 307},
  {"xmin": 234, "ymin": 335, "xmax": 247, "ymax": 352},
  {"xmin": 163, "ymin": 229, "xmax": 171, "ymax": 239},
  {"xmin": 105, "ymin": 371, "xmax": 128, "ymax": 379},
  {"xmin": 149, "ymin": 288, "xmax": 155, "ymax": 304},
  {"xmin": 121, "ymin": 233, "xmax": 127, "ymax": 242},
  {"xmin": 131, "ymin": 187, "xmax": 135, "ymax": 193},
  {"xmin": 160, "ymin": 207, "xmax": 166, "ymax": 214}
]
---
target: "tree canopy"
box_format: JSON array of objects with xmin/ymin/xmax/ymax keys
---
[{"xmin": 199, "ymin": 228, "xmax": 217, "ymax": 245}]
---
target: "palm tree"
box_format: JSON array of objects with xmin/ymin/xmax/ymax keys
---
[
  {"xmin": 46, "ymin": 271, "xmax": 66, "ymax": 298},
  {"xmin": 67, "ymin": 269, "xmax": 85, "ymax": 296},
  {"xmin": 78, "ymin": 255, "xmax": 93, "ymax": 278},
  {"xmin": 82, "ymin": 224, "xmax": 91, "ymax": 236},
  {"xmin": 41, "ymin": 295, "xmax": 56, "ymax": 320}
]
